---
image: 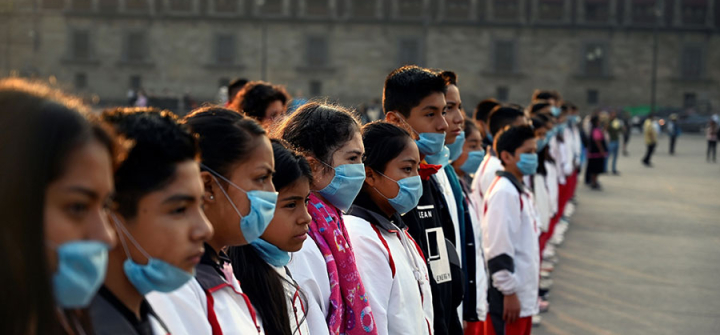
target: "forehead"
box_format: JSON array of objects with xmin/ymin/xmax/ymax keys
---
[
  {"xmin": 335, "ymin": 131, "xmax": 364, "ymax": 154},
  {"xmin": 56, "ymin": 140, "xmax": 113, "ymax": 190},
  {"xmin": 144, "ymin": 160, "xmax": 202, "ymax": 199},
  {"xmin": 445, "ymin": 85, "xmax": 461, "ymax": 101}
]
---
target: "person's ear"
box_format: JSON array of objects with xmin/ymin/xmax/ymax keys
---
[
  {"xmin": 385, "ymin": 111, "xmax": 400, "ymax": 124},
  {"xmin": 201, "ymin": 171, "xmax": 217, "ymax": 204},
  {"xmin": 305, "ymin": 156, "xmax": 325, "ymax": 186},
  {"xmin": 500, "ymin": 150, "xmax": 513, "ymax": 166},
  {"xmin": 365, "ymin": 166, "xmax": 378, "ymax": 188}
]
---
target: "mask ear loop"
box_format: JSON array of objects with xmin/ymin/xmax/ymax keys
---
[
  {"xmin": 200, "ymin": 163, "xmax": 250, "ymax": 220},
  {"xmin": 110, "ymin": 213, "xmax": 152, "ymax": 262},
  {"xmin": 371, "ymin": 169, "xmax": 399, "ymax": 200}
]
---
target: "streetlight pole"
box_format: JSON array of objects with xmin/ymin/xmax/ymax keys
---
[{"xmin": 650, "ymin": 0, "xmax": 663, "ymax": 115}]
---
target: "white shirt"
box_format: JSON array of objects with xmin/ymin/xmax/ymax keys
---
[
  {"xmin": 549, "ymin": 137, "xmax": 566, "ymax": 185},
  {"xmin": 286, "ymin": 238, "xmax": 332, "ymax": 335},
  {"xmin": 147, "ymin": 264, "xmax": 265, "ymax": 335},
  {"xmin": 345, "ymin": 213, "xmax": 434, "ymax": 335},
  {"xmin": 545, "ymin": 161, "xmax": 559, "ymax": 217},
  {"xmin": 532, "ymin": 174, "xmax": 552, "ymax": 233},
  {"xmin": 482, "ymin": 175, "xmax": 540, "ymax": 318},
  {"xmin": 470, "ymin": 154, "xmax": 504, "ymax": 204},
  {"xmin": 465, "ymin": 189, "xmax": 489, "ymax": 321},
  {"xmin": 562, "ymin": 127, "xmax": 576, "ymax": 176}
]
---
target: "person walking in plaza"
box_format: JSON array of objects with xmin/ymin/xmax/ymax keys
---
[
  {"xmin": 642, "ymin": 114, "xmax": 658, "ymax": 167},
  {"xmin": 587, "ymin": 116, "xmax": 607, "ymax": 190},
  {"xmin": 606, "ymin": 111, "xmax": 623, "ymax": 174},
  {"xmin": 707, "ymin": 115, "xmax": 718, "ymax": 163},
  {"xmin": 667, "ymin": 113, "xmax": 681, "ymax": 155}
]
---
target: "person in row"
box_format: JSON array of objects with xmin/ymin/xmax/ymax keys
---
[
  {"xmin": 228, "ymin": 139, "xmax": 312, "ymax": 335},
  {"xmin": 230, "ymin": 80, "xmax": 290, "ymax": 128},
  {"xmin": 279, "ymin": 103, "xmax": 378, "ymax": 335},
  {"xmin": 1, "ymin": 78, "xmax": 118, "ymax": 335},
  {"xmin": 345, "ymin": 121, "xmax": 434, "ymax": 335},
  {"xmin": 147, "ymin": 107, "xmax": 276, "ymax": 334}
]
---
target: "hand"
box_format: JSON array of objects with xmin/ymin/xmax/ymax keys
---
[{"xmin": 503, "ymin": 293, "xmax": 521, "ymax": 324}]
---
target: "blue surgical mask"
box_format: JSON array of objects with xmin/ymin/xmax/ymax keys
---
[
  {"xmin": 51, "ymin": 240, "xmax": 109, "ymax": 308},
  {"xmin": 546, "ymin": 128, "xmax": 556, "ymax": 139},
  {"xmin": 374, "ymin": 172, "xmax": 423, "ymax": 214},
  {"xmin": 204, "ymin": 165, "xmax": 279, "ymax": 244},
  {"xmin": 536, "ymin": 137, "xmax": 549, "ymax": 152},
  {"xmin": 486, "ymin": 133, "xmax": 494, "ymax": 142},
  {"xmin": 517, "ymin": 153, "xmax": 539, "ymax": 176},
  {"xmin": 557, "ymin": 124, "xmax": 567, "ymax": 133},
  {"xmin": 460, "ymin": 149, "xmax": 485, "ymax": 175},
  {"xmin": 251, "ymin": 238, "xmax": 290, "ymax": 267},
  {"xmin": 551, "ymin": 106, "xmax": 561, "ymax": 117},
  {"xmin": 111, "ymin": 214, "xmax": 194, "ymax": 295},
  {"xmin": 425, "ymin": 146, "xmax": 450, "ymax": 167},
  {"xmin": 317, "ymin": 162, "xmax": 366, "ymax": 212},
  {"xmin": 415, "ymin": 132, "xmax": 446, "ymax": 156},
  {"xmin": 447, "ymin": 132, "xmax": 466, "ymax": 162}
]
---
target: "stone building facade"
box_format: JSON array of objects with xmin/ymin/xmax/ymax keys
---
[{"xmin": 0, "ymin": 0, "xmax": 718, "ymax": 113}]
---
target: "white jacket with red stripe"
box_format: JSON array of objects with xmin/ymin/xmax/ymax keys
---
[{"xmin": 481, "ymin": 172, "xmax": 540, "ymax": 318}]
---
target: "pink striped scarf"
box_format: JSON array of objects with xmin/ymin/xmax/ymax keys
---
[{"xmin": 306, "ymin": 193, "xmax": 378, "ymax": 335}]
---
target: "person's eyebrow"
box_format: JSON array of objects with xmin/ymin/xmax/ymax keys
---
[
  {"xmin": 422, "ymin": 106, "xmax": 442, "ymax": 111},
  {"xmin": 162, "ymin": 194, "xmax": 196, "ymax": 205},
  {"xmin": 344, "ymin": 150, "xmax": 363, "ymax": 156},
  {"xmin": 64, "ymin": 186, "xmax": 99, "ymax": 200},
  {"xmin": 281, "ymin": 195, "xmax": 305, "ymax": 202},
  {"xmin": 254, "ymin": 165, "xmax": 276, "ymax": 175}
]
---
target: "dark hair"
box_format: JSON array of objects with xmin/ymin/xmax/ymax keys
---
[
  {"xmin": 474, "ymin": 98, "xmax": 500, "ymax": 122},
  {"xmin": 440, "ymin": 70, "xmax": 458, "ymax": 86},
  {"xmin": 362, "ymin": 121, "xmax": 413, "ymax": 173},
  {"xmin": 0, "ymin": 78, "xmax": 117, "ymax": 335},
  {"xmin": 488, "ymin": 105, "xmax": 526, "ymax": 137},
  {"xmin": 495, "ymin": 125, "xmax": 536, "ymax": 166},
  {"xmin": 591, "ymin": 115, "xmax": 600, "ymax": 127},
  {"xmin": 271, "ymin": 139, "xmax": 313, "ymax": 191},
  {"xmin": 531, "ymin": 117, "xmax": 552, "ymax": 175},
  {"xmin": 228, "ymin": 78, "xmax": 249, "ymax": 103},
  {"xmin": 382, "ymin": 65, "xmax": 447, "ymax": 117},
  {"xmin": 102, "ymin": 107, "xmax": 198, "ymax": 219},
  {"xmin": 230, "ymin": 81, "xmax": 290, "ymax": 121},
  {"xmin": 277, "ymin": 102, "xmax": 361, "ymax": 165},
  {"xmin": 463, "ymin": 119, "xmax": 479, "ymax": 137},
  {"xmin": 528, "ymin": 101, "xmax": 551, "ymax": 116},
  {"xmin": 532, "ymin": 90, "xmax": 560, "ymax": 102},
  {"xmin": 183, "ymin": 106, "xmax": 266, "ymax": 178},
  {"xmin": 228, "ymin": 140, "xmax": 309, "ymax": 335}
]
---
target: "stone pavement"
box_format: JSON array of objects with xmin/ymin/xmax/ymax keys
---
[{"xmin": 533, "ymin": 133, "xmax": 720, "ymax": 335}]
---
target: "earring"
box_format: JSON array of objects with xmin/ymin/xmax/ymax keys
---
[{"xmin": 209, "ymin": 195, "xmax": 215, "ymax": 200}]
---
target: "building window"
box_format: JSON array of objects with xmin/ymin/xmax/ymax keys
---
[
  {"xmin": 75, "ymin": 73, "xmax": 87, "ymax": 90},
  {"xmin": 583, "ymin": 43, "xmax": 607, "ymax": 77},
  {"xmin": 683, "ymin": 92, "xmax": 697, "ymax": 108},
  {"xmin": 680, "ymin": 45, "xmax": 703, "ymax": 79},
  {"xmin": 309, "ymin": 80, "xmax": 322, "ymax": 97},
  {"xmin": 494, "ymin": 0, "xmax": 520, "ymax": 21},
  {"xmin": 398, "ymin": 0, "xmax": 424, "ymax": 18},
  {"xmin": 123, "ymin": 32, "xmax": 149, "ymax": 63},
  {"xmin": 497, "ymin": 86, "xmax": 509, "ymax": 102},
  {"xmin": 71, "ymin": 0, "xmax": 93, "ymax": 11},
  {"xmin": 351, "ymin": 0, "xmax": 376, "ymax": 18},
  {"xmin": 681, "ymin": 0, "xmax": 707, "ymax": 26},
  {"xmin": 445, "ymin": 0, "xmax": 471, "ymax": 20},
  {"xmin": 398, "ymin": 38, "xmax": 422, "ymax": 66},
  {"xmin": 306, "ymin": 36, "xmax": 329, "ymax": 67},
  {"xmin": 632, "ymin": 0, "xmax": 658, "ymax": 25},
  {"xmin": 168, "ymin": 0, "xmax": 194, "ymax": 11},
  {"xmin": 305, "ymin": 0, "xmax": 330, "ymax": 16},
  {"xmin": 492, "ymin": 40, "xmax": 516, "ymax": 74},
  {"xmin": 42, "ymin": 0, "xmax": 65, "ymax": 9},
  {"xmin": 587, "ymin": 89, "xmax": 599, "ymax": 104},
  {"xmin": 214, "ymin": 34, "xmax": 236, "ymax": 65},
  {"xmin": 538, "ymin": 0, "xmax": 564, "ymax": 21},
  {"xmin": 71, "ymin": 30, "xmax": 92, "ymax": 60},
  {"xmin": 126, "ymin": 0, "xmax": 150, "ymax": 11},
  {"xmin": 98, "ymin": 0, "xmax": 118, "ymax": 12},
  {"xmin": 130, "ymin": 75, "xmax": 142, "ymax": 90},
  {"xmin": 258, "ymin": 0, "xmax": 284, "ymax": 15},
  {"xmin": 584, "ymin": 0, "xmax": 610, "ymax": 22},
  {"xmin": 212, "ymin": 0, "xmax": 238, "ymax": 13}
]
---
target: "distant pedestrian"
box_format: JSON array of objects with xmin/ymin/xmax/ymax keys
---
[
  {"xmin": 621, "ymin": 111, "xmax": 631, "ymax": 156},
  {"xmin": 667, "ymin": 113, "xmax": 681, "ymax": 155},
  {"xmin": 133, "ymin": 89, "xmax": 148, "ymax": 107},
  {"xmin": 707, "ymin": 116, "xmax": 718, "ymax": 163},
  {"xmin": 642, "ymin": 115, "xmax": 658, "ymax": 167},
  {"xmin": 587, "ymin": 115, "xmax": 607, "ymax": 190},
  {"xmin": 606, "ymin": 111, "xmax": 623, "ymax": 174}
]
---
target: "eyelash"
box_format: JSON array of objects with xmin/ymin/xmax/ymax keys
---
[{"xmin": 171, "ymin": 207, "xmax": 187, "ymax": 215}]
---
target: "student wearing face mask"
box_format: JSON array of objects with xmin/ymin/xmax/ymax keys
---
[
  {"xmin": 451, "ymin": 120, "xmax": 486, "ymax": 186},
  {"xmin": 383, "ymin": 65, "xmax": 463, "ymax": 335},
  {"xmin": 482, "ymin": 125, "xmax": 540, "ymax": 335},
  {"xmin": 279, "ymin": 102, "xmax": 378, "ymax": 335},
  {"xmin": 344, "ymin": 121, "xmax": 433, "ymax": 335},
  {"xmin": 90, "ymin": 108, "xmax": 214, "ymax": 335},
  {"xmin": 229, "ymin": 81, "xmax": 290, "ymax": 129},
  {"xmin": 228, "ymin": 139, "xmax": 312, "ymax": 335},
  {"xmin": 146, "ymin": 107, "xmax": 277, "ymax": 335},
  {"xmin": 0, "ymin": 79, "xmax": 118, "ymax": 335}
]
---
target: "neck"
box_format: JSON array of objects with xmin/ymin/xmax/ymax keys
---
[
  {"xmin": 105, "ymin": 249, "xmax": 144, "ymax": 319},
  {"xmin": 507, "ymin": 167, "xmax": 524, "ymax": 183},
  {"xmin": 451, "ymin": 161, "xmax": 465, "ymax": 178},
  {"xmin": 207, "ymin": 239, "xmax": 224, "ymax": 260}
]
